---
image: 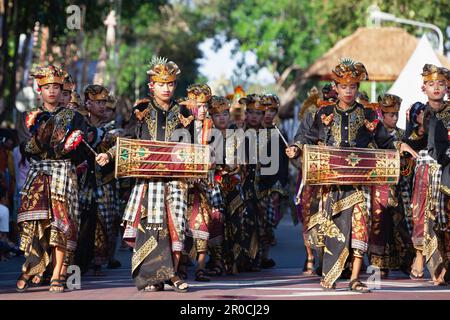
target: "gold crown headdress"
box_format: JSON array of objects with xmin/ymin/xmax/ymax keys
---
[
  {"xmin": 238, "ymin": 93, "xmax": 265, "ymax": 111},
  {"xmin": 30, "ymin": 65, "xmax": 67, "ymax": 87},
  {"xmin": 331, "ymin": 58, "xmax": 368, "ymax": 85},
  {"xmin": 146, "ymin": 56, "xmax": 181, "ymax": 83},
  {"xmin": 69, "ymin": 91, "xmax": 81, "ymax": 106},
  {"xmin": 106, "ymin": 94, "xmax": 117, "ymax": 110},
  {"xmin": 63, "ymin": 74, "xmax": 75, "ymax": 91},
  {"xmin": 227, "ymin": 86, "xmax": 247, "ymax": 116},
  {"xmin": 378, "ymin": 93, "xmax": 402, "ymax": 113},
  {"xmin": 187, "ymin": 83, "xmax": 212, "ymax": 103},
  {"xmin": 84, "ymin": 84, "xmax": 110, "ymax": 101},
  {"xmin": 260, "ymin": 93, "xmax": 280, "ymax": 110},
  {"xmin": 208, "ymin": 95, "xmax": 230, "ymax": 115},
  {"xmin": 421, "ymin": 64, "xmax": 449, "ymax": 83}
]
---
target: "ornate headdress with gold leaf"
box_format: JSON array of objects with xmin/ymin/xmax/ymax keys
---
[
  {"xmin": 30, "ymin": 65, "xmax": 67, "ymax": 87},
  {"xmin": 260, "ymin": 94, "xmax": 280, "ymax": 111},
  {"xmin": 331, "ymin": 58, "xmax": 368, "ymax": 85},
  {"xmin": 63, "ymin": 74, "xmax": 75, "ymax": 91},
  {"xmin": 355, "ymin": 91, "xmax": 377, "ymax": 110},
  {"xmin": 227, "ymin": 86, "xmax": 247, "ymax": 118},
  {"xmin": 226, "ymin": 85, "xmax": 246, "ymax": 101},
  {"xmin": 68, "ymin": 91, "xmax": 88, "ymax": 115},
  {"xmin": 299, "ymin": 87, "xmax": 320, "ymax": 120},
  {"xmin": 356, "ymin": 91, "xmax": 370, "ymax": 105},
  {"xmin": 187, "ymin": 83, "xmax": 212, "ymax": 103},
  {"xmin": 378, "ymin": 93, "xmax": 402, "ymax": 113},
  {"xmin": 69, "ymin": 91, "xmax": 81, "ymax": 107},
  {"xmin": 421, "ymin": 64, "xmax": 449, "ymax": 83},
  {"xmin": 146, "ymin": 56, "xmax": 181, "ymax": 83},
  {"xmin": 84, "ymin": 84, "xmax": 110, "ymax": 101},
  {"xmin": 239, "ymin": 94, "xmax": 265, "ymax": 111},
  {"xmin": 106, "ymin": 94, "xmax": 117, "ymax": 110},
  {"xmin": 208, "ymin": 96, "xmax": 230, "ymax": 115}
]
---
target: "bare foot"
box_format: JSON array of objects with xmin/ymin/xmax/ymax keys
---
[
  {"xmin": 31, "ymin": 273, "xmax": 44, "ymax": 285},
  {"xmin": 432, "ymin": 268, "xmax": 447, "ymax": 286}
]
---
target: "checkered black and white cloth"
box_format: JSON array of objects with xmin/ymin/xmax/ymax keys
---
[
  {"xmin": 20, "ymin": 159, "xmax": 80, "ymax": 233},
  {"xmin": 414, "ymin": 151, "xmax": 447, "ymax": 230},
  {"xmin": 79, "ymin": 182, "xmax": 118, "ymax": 239},
  {"xmin": 207, "ymin": 184, "xmax": 223, "ymax": 209},
  {"xmin": 123, "ymin": 179, "xmax": 187, "ymax": 242}
]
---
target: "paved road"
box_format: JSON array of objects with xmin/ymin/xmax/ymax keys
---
[{"xmin": 1, "ymin": 214, "xmax": 449, "ymax": 300}]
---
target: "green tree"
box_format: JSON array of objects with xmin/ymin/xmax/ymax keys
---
[
  {"xmin": 205, "ymin": 0, "xmax": 450, "ymax": 117},
  {"xmin": 0, "ymin": 0, "xmax": 215, "ymax": 121}
]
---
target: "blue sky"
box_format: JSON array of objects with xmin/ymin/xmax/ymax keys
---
[{"xmin": 197, "ymin": 38, "xmax": 275, "ymax": 85}]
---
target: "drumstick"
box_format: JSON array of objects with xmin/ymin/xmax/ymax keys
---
[
  {"xmin": 273, "ymin": 123, "xmax": 289, "ymax": 148},
  {"xmin": 64, "ymin": 130, "xmax": 97, "ymax": 157},
  {"xmin": 82, "ymin": 139, "xmax": 98, "ymax": 157}
]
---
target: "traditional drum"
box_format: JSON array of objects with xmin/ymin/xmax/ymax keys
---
[
  {"xmin": 302, "ymin": 145, "xmax": 400, "ymax": 185},
  {"xmin": 115, "ymin": 137, "xmax": 211, "ymax": 179}
]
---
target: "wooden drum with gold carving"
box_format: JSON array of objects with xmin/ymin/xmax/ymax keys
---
[
  {"xmin": 115, "ymin": 137, "xmax": 211, "ymax": 179},
  {"xmin": 302, "ymin": 145, "xmax": 400, "ymax": 186}
]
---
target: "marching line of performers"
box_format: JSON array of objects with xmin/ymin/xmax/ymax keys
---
[
  {"xmin": 14, "ymin": 59, "xmax": 289, "ymax": 293},
  {"xmin": 13, "ymin": 56, "xmax": 449, "ymax": 294},
  {"xmin": 285, "ymin": 60, "xmax": 449, "ymax": 292}
]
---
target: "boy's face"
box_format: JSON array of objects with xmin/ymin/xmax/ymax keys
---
[
  {"xmin": 104, "ymin": 108, "xmax": 115, "ymax": 122},
  {"xmin": 422, "ymin": 80, "xmax": 447, "ymax": 101},
  {"xmin": 150, "ymin": 81, "xmax": 176, "ymax": 102},
  {"xmin": 246, "ymin": 109, "xmax": 264, "ymax": 128},
  {"xmin": 263, "ymin": 109, "xmax": 277, "ymax": 126},
  {"xmin": 383, "ymin": 112, "xmax": 399, "ymax": 129},
  {"xmin": 40, "ymin": 83, "xmax": 62, "ymax": 104},
  {"xmin": 335, "ymin": 83, "xmax": 358, "ymax": 105},
  {"xmin": 212, "ymin": 110, "xmax": 230, "ymax": 130},
  {"xmin": 87, "ymin": 99, "xmax": 107, "ymax": 119},
  {"xmin": 59, "ymin": 90, "xmax": 71, "ymax": 107},
  {"xmin": 193, "ymin": 103, "xmax": 207, "ymax": 121}
]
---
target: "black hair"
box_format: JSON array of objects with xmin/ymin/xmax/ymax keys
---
[
  {"xmin": 405, "ymin": 101, "xmax": 427, "ymax": 138},
  {"xmin": 322, "ymin": 84, "xmax": 333, "ymax": 94}
]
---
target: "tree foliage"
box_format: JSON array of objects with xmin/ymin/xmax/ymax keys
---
[{"xmin": 204, "ymin": 0, "xmax": 450, "ymax": 117}]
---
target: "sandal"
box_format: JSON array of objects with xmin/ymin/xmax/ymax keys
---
[
  {"xmin": 167, "ymin": 276, "xmax": 189, "ymax": 293},
  {"xmin": 261, "ymin": 258, "xmax": 276, "ymax": 269},
  {"xmin": 59, "ymin": 274, "xmax": 68, "ymax": 289},
  {"xmin": 16, "ymin": 274, "xmax": 30, "ymax": 293},
  {"xmin": 144, "ymin": 282, "xmax": 164, "ymax": 292},
  {"xmin": 49, "ymin": 278, "xmax": 65, "ymax": 293},
  {"xmin": 349, "ymin": 279, "xmax": 370, "ymax": 293},
  {"xmin": 195, "ymin": 269, "xmax": 210, "ymax": 282},
  {"xmin": 31, "ymin": 273, "xmax": 44, "ymax": 287},
  {"xmin": 207, "ymin": 265, "xmax": 224, "ymax": 277},
  {"xmin": 303, "ymin": 257, "xmax": 315, "ymax": 275},
  {"xmin": 409, "ymin": 257, "xmax": 424, "ymax": 280}
]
